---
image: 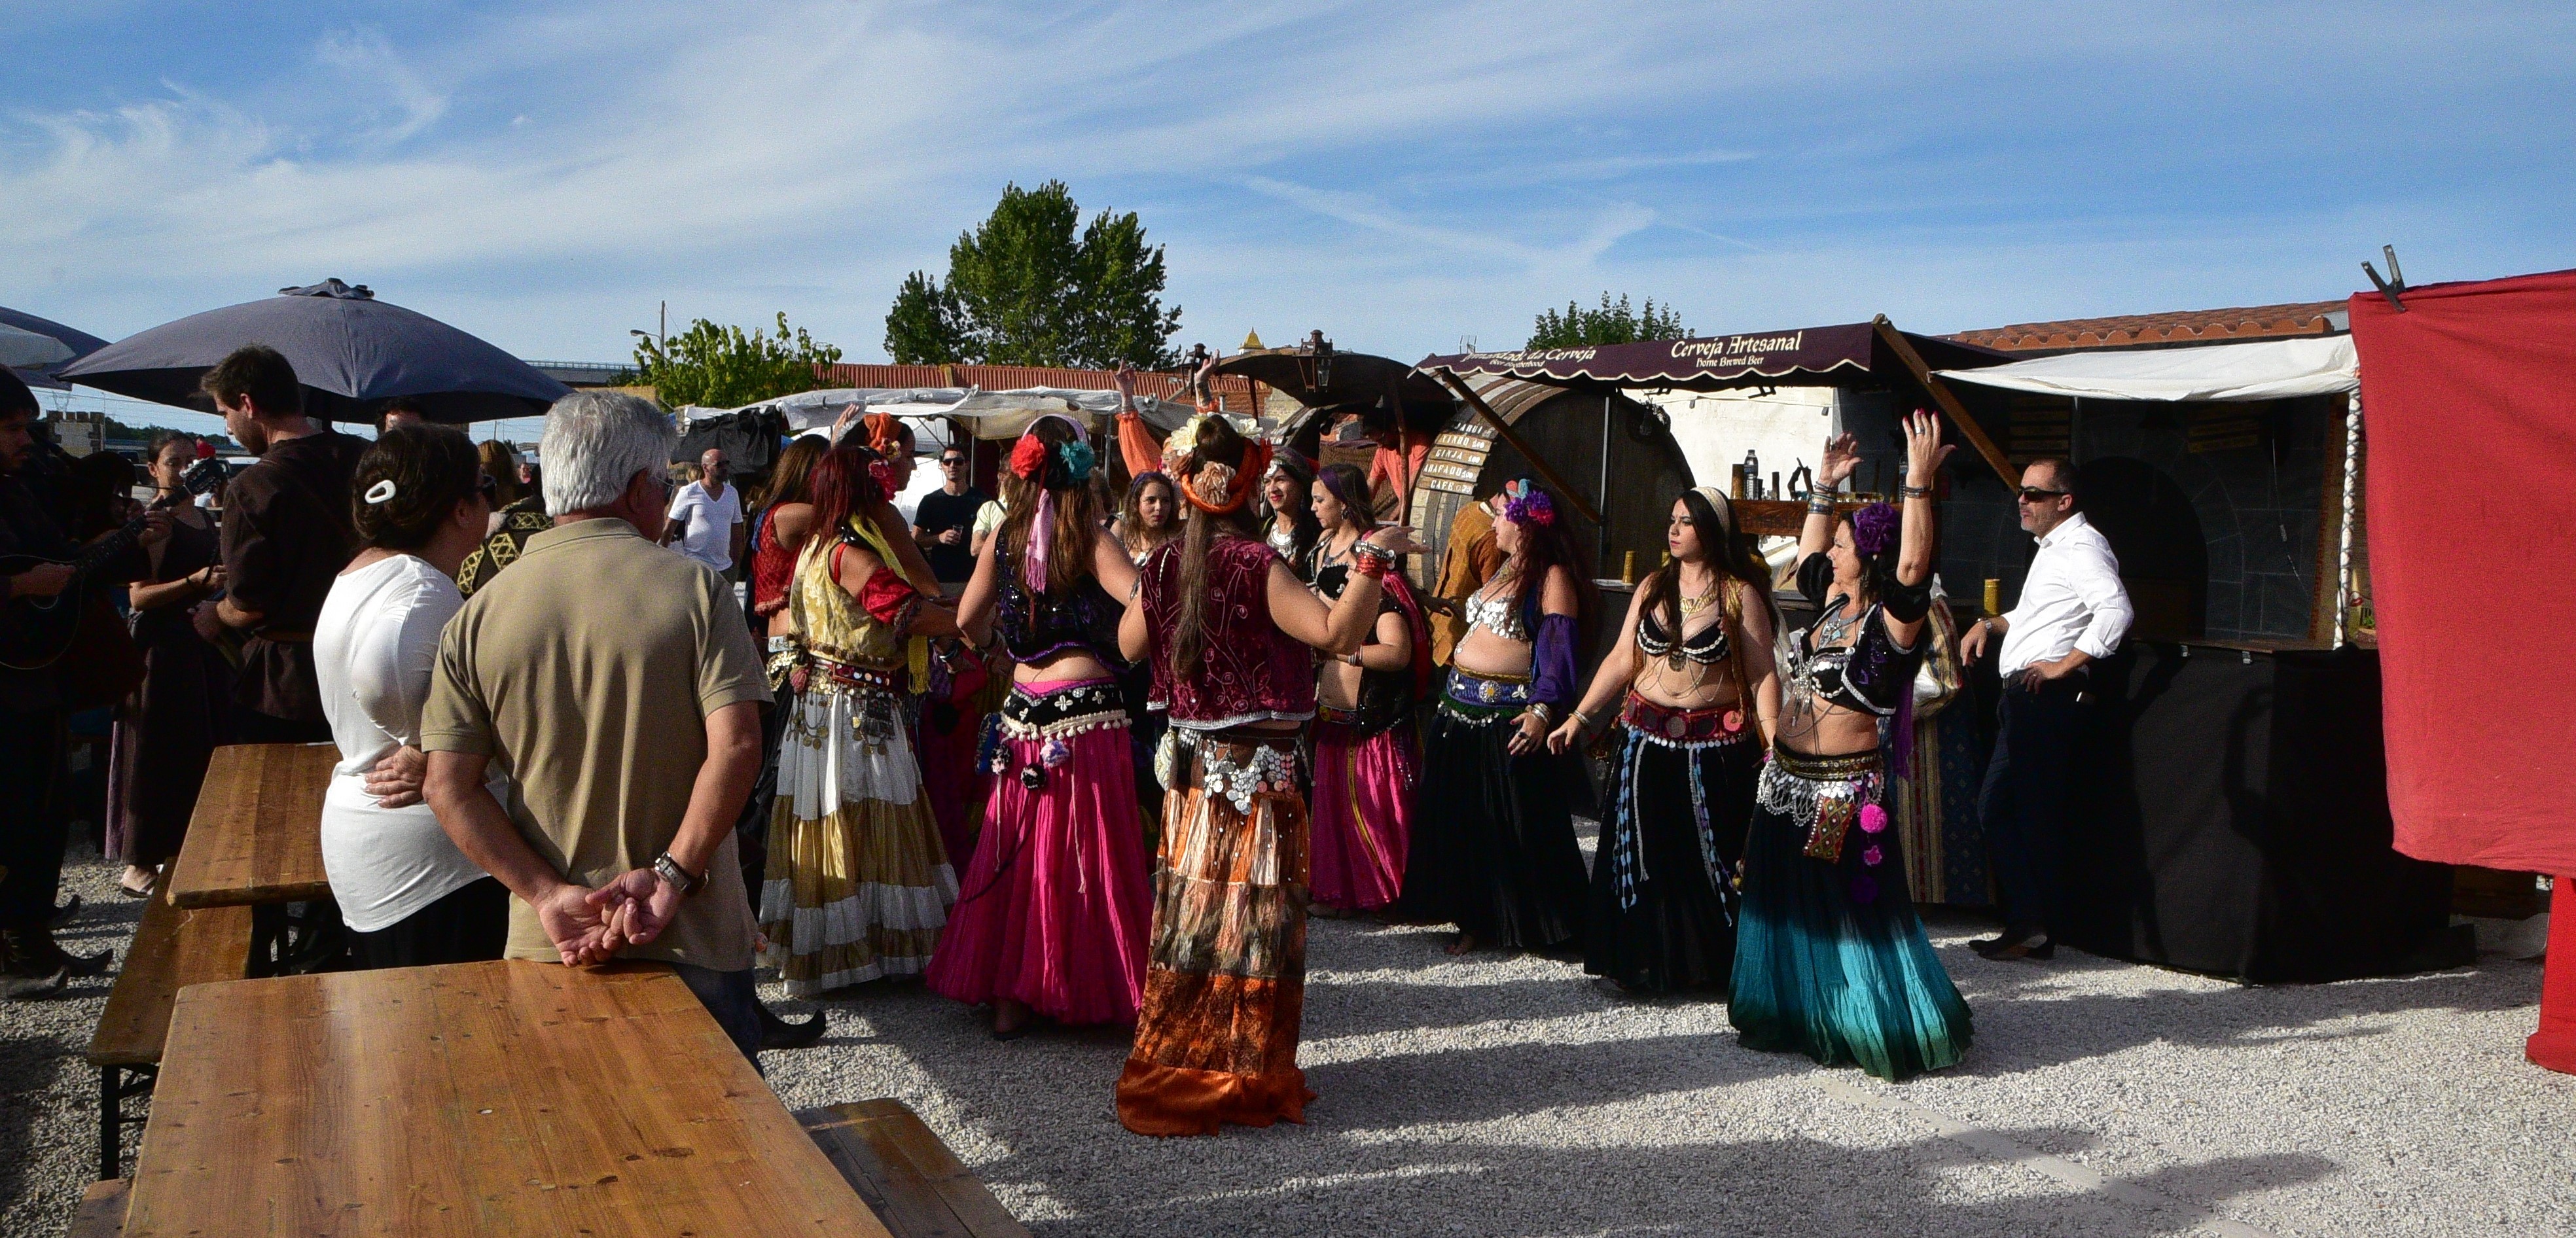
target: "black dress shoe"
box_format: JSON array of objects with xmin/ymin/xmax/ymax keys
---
[
  {"xmin": 50, "ymin": 894, "xmax": 83, "ymax": 927},
  {"xmin": 7, "ymin": 926, "xmax": 110, "ymax": 978},
  {"xmin": 1970, "ymin": 930, "xmax": 2054, "ymax": 961},
  {"xmin": 2, "ymin": 964, "xmax": 68, "ymax": 1000},
  {"xmin": 757, "ymin": 1002, "xmax": 827, "ymax": 1050}
]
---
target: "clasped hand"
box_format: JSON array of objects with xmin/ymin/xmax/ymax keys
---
[{"xmin": 533, "ymin": 869, "xmax": 685, "ymax": 967}]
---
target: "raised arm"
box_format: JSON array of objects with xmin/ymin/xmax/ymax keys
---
[
  {"xmin": 1883, "ymin": 411, "xmax": 1954, "ymax": 649},
  {"xmin": 1799, "ymin": 432, "xmax": 1860, "ymax": 563}
]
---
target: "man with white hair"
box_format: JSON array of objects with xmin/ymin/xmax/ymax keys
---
[{"xmin": 420, "ymin": 391, "xmax": 770, "ymax": 1059}]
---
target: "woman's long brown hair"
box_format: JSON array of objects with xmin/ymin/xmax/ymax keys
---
[
  {"xmin": 1640, "ymin": 487, "xmax": 1772, "ymax": 654},
  {"xmin": 997, "ymin": 418, "xmax": 1110, "ymax": 595},
  {"xmin": 1170, "ymin": 416, "xmax": 1261, "ymax": 680},
  {"xmin": 752, "ymin": 434, "xmax": 828, "ymax": 510},
  {"xmin": 1119, "ymin": 470, "xmax": 1179, "ymax": 559}
]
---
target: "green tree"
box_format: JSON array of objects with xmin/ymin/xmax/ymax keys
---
[
  {"xmin": 886, "ymin": 181, "xmax": 1182, "ymax": 369},
  {"xmin": 622, "ymin": 311, "xmax": 844, "ymax": 409},
  {"xmin": 1526, "ymin": 293, "xmax": 1690, "ymax": 348}
]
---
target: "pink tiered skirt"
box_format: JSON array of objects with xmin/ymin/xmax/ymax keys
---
[{"xmin": 926, "ymin": 679, "xmax": 1151, "ymax": 1025}]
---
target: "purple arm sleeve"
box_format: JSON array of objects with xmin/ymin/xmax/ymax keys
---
[{"xmin": 1531, "ymin": 613, "xmax": 1580, "ymax": 706}]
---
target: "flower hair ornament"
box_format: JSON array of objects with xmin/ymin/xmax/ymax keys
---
[
  {"xmin": 1503, "ymin": 486, "xmax": 1556, "ymax": 529},
  {"xmin": 863, "ymin": 410, "xmax": 906, "ymax": 457},
  {"xmin": 1160, "ymin": 414, "xmax": 1205, "ymax": 476},
  {"xmin": 865, "ymin": 455, "xmax": 895, "ymax": 501},
  {"xmin": 1851, "ymin": 501, "xmax": 1899, "ymax": 558}
]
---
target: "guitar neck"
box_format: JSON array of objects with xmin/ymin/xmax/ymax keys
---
[{"xmin": 68, "ymin": 487, "xmax": 201, "ymax": 584}]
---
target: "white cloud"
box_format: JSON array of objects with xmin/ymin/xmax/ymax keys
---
[
  {"xmin": 313, "ymin": 26, "xmax": 449, "ymax": 144},
  {"xmin": 0, "ymin": 0, "xmax": 2568, "ymax": 375}
]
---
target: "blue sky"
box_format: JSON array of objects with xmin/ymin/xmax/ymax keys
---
[{"xmin": 6, "ymin": 1, "xmax": 2573, "ymax": 433}]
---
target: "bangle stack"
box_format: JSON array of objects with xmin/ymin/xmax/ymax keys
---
[
  {"xmin": 1899, "ymin": 484, "xmax": 1933, "ymax": 500},
  {"xmin": 1806, "ymin": 493, "xmax": 1838, "ymax": 514},
  {"xmin": 1350, "ymin": 540, "xmax": 1393, "ymax": 580}
]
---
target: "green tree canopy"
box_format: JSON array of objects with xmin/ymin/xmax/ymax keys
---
[
  {"xmin": 1526, "ymin": 293, "xmax": 1690, "ymax": 349},
  {"xmin": 622, "ymin": 311, "xmax": 844, "ymax": 409},
  {"xmin": 886, "ymin": 180, "xmax": 1182, "ymax": 369}
]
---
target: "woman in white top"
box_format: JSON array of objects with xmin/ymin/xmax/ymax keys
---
[{"xmin": 315, "ymin": 424, "xmax": 509, "ymax": 969}]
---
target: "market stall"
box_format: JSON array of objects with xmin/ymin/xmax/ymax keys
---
[
  {"xmin": 1939, "ymin": 336, "xmax": 2464, "ymax": 982},
  {"xmin": 1420, "ymin": 320, "xmax": 2014, "ymax": 907}
]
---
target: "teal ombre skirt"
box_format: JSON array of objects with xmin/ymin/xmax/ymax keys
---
[{"xmin": 1728, "ymin": 747, "xmax": 1972, "ymax": 1081}]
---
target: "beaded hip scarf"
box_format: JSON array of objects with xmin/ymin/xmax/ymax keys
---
[
  {"xmin": 1439, "ymin": 667, "xmax": 1532, "ymax": 724},
  {"xmin": 1757, "ymin": 746, "xmax": 1886, "ymax": 866},
  {"xmin": 1620, "ymin": 692, "xmax": 1752, "ymax": 749}
]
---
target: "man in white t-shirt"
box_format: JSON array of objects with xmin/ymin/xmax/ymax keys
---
[{"xmin": 660, "ymin": 447, "xmax": 745, "ymax": 576}]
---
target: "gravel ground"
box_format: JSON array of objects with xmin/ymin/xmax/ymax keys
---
[{"xmin": 7, "ymin": 835, "xmax": 2571, "ymax": 1238}]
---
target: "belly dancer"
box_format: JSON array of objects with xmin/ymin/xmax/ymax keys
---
[
  {"xmin": 1729, "ymin": 414, "xmax": 1973, "ymax": 1080},
  {"xmin": 1552, "ymin": 486, "xmax": 1780, "ymax": 993}
]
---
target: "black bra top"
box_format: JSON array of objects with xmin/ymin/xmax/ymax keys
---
[
  {"xmin": 1637, "ymin": 609, "xmax": 1729, "ymax": 665},
  {"xmin": 1789, "ymin": 552, "xmax": 1927, "ymax": 716}
]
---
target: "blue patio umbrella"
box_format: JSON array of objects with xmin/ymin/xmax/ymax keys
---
[
  {"xmin": 61, "ymin": 279, "xmax": 569, "ymax": 424},
  {"xmin": 0, "ymin": 306, "xmax": 109, "ymax": 390}
]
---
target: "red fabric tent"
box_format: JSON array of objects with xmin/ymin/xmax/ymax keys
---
[{"xmin": 2350, "ymin": 266, "xmax": 2576, "ymax": 1072}]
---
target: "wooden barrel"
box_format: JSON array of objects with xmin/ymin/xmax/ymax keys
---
[{"xmin": 1407, "ymin": 378, "xmax": 1695, "ymax": 665}]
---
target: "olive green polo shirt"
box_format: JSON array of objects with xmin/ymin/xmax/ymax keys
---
[{"xmin": 420, "ymin": 518, "xmax": 768, "ymax": 970}]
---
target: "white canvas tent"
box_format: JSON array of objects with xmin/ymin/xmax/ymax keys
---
[
  {"xmin": 1938, "ymin": 332, "xmax": 2365, "ymax": 646},
  {"xmin": 1935, "ymin": 336, "xmax": 2357, "ymax": 401},
  {"xmin": 692, "ymin": 385, "xmax": 1196, "ymax": 442}
]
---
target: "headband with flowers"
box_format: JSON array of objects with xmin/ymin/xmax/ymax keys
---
[
  {"xmin": 1009, "ymin": 413, "xmax": 1100, "ymax": 593},
  {"xmin": 1503, "ymin": 486, "xmax": 1556, "ymax": 529}
]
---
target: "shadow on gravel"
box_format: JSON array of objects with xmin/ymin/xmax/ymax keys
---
[
  {"xmin": 0, "ymin": 1033, "xmax": 67, "ymax": 1214},
  {"xmin": 1925, "ymin": 937, "xmax": 2537, "ymax": 1078}
]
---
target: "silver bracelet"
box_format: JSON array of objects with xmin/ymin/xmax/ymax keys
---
[
  {"xmin": 1899, "ymin": 484, "xmax": 1933, "ymax": 499},
  {"xmin": 1806, "ymin": 495, "xmax": 1837, "ymax": 513}
]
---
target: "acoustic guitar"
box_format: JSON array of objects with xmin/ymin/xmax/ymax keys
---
[{"xmin": 0, "ymin": 453, "xmax": 229, "ymax": 671}]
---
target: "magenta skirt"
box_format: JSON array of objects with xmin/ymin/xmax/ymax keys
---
[
  {"xmin": 926, "ymin": 679, "xmax": 1151, "ymax": 1025},
  {"xmin": 1309, "ymin": 715, "xmax": 1417, "ymax": 911}
]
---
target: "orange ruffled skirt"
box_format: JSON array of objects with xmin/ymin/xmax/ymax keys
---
[{"xmin": 1116, "ymin": 733, "xmax": 1316, "ymax": 1136}]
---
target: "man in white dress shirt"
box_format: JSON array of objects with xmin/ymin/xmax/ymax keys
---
[{"xmin": 1958, "ymin": 457, "xmax": 2133, "ymax": 961}]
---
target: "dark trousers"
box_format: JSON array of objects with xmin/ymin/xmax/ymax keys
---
[
  {"xmin": 0, "ymin": 707, "xmax": 67, "ymax": 929},
  {"xmin": 737, "ymin": 696, "xmax": 788, "ymax": 919},
  {"xmin": 673, "ymin": 963, "xmax": 762, "ymax": 1067},
  {"xmin": 1977, "ymin": 675, "xmax": 2085, "ymax": 936},
  {"xmin": 349, "ymin": 877, "xmax": 509, "ymax": 970}
]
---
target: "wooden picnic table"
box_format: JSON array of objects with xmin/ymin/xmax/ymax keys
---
[
  {"xmin": 124, "ymin": 960, "xmax": 895, "ymax": 1237},
  {"xmin": 162, "ymin": 742, "xmax": 338, "ymax": 910}
]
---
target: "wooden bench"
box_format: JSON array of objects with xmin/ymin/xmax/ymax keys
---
[
  {"xmin": 65, "ymin": 1178, "xmax": 129, "ymax": 1237},
  {"xmin": 83, "ymin": 888, "xmax": 252, "ymax": 1180},
  {"xmin": 795, "ymin": 1099, "xmax": 1031, "ymax": 1238}
]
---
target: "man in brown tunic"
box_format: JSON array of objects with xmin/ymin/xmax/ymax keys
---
[{"xmin": 207, "ymin": 345, "xmax": 367, "ymax": 743}]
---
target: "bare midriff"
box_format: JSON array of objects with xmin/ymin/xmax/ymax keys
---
[{"xmin": 1452, "ymin": 626, "xmax": 1533, "ymax": 679}]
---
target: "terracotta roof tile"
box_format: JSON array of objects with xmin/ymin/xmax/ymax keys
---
[
  {"xmin": 1946, "ymin": 301, "xmax": 2344, "ymax": 351},
  {"xmin": 819, "ymin": 362, "xmax": 1249, "ymax": 398}
]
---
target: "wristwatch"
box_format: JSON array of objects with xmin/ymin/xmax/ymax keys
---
[{"xmin": 651, "ymin": 851, "xmax": 706, "ymax": 898}]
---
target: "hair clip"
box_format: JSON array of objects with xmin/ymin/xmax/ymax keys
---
[{"xmin": 364, "ymin": 479, "xmax": 399, "ymax": 505}]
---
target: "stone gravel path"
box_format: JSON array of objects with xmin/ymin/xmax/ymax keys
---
[{"xmin": 7, "ymin": 841, "xmax": 2570, "ymax": 1237}]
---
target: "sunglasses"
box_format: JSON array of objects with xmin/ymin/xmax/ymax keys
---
[
  {"xmin": 940, "ymin": 457, "xmax": 968, "ymax": 466},
  {"xmin": 2016, "ymin": 487, "xmax": 2067, "ymax": 504}
]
